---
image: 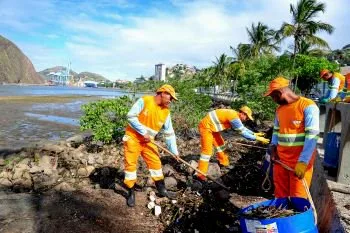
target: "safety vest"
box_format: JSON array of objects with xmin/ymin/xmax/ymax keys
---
[
  {"xmin": 125, "ymin": 96, "xmax": 169, "ymax": 141},
  {"xmin": 202, "ymin": 109, "xmax": 238, "ymax": 132},
  {"xmin": 275, "ymin": 97, "xmax": 316, "ymax": 167},
  {"xmin": 332, "ymin": 72, "xmax": 346, "ymax": 94}
]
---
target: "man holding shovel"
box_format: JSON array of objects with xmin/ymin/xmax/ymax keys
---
[
  {"xmin": 196, "ymin": 106, "xmax": 270, "ymax": 180},
  {"xmin": 123, "ymin": 84, "xmax": 179, "ymax": 207},
  {"xmin": 264, "ymin": 77, "xmax": 319, "ymax": 198}
]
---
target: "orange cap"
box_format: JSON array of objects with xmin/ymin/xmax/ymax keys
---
[
  {"xmin": 239, "ymin": 106, "xmax": 254, "ymax": 121},
  {"xmin": 264, "ymin": 77, "xmax": 290, "ymax": 97},
  {"xmin": 157, "ymin": 84, "xmax": 178, "ymax": 100},
  {"xmin": 320, "ymin": 69, "xmax": 330, "ymax": 78}
]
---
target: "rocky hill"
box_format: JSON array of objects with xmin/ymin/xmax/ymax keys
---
[
  {"xmin": 166, "ymin": 64, "xmax": 198, "ymax": 79},
  {"xmin": 38, "ymin": 67, "xmax": 110, "ymax": 83},
  {"xmin": 0, "ymin": 35, "xmax": 44, "ymax": 84}
]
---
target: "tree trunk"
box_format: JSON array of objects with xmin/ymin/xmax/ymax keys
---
[{"xmin": 292, "ymin": 38, "xmax": 298, "ymax": 92}]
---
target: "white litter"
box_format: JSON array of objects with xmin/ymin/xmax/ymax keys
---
[
  {"xmin": 147, "ymin": 201, "xmax": 155, "ymax": 209},
  {"xmin": 154, "ymin": 205, "xmax": 162, "ymax": 216},
  {"xmin": 171, "ymin": 200, "xmax": 177, "ymax": 204},
  {"xmin": 149, "ymin": 195, "xmax": 156, "ymax": 202}
]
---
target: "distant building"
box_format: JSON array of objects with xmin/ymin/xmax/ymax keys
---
[
  {"xmin": 155, "ymin": 63, "xmax": 166, "ymax": 81},
  {"xmin": 47, "ymin": 70, "xmax": 73, "ymax": 86}
]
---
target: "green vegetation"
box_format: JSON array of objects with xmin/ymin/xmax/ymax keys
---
[{"xmin": 80, "ymin": 96, "xmax": 133, "ymax": 143}]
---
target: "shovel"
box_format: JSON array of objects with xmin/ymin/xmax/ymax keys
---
[{"xmin": 151, "ymin": 140, "xmax": 230, "ymax": 191}]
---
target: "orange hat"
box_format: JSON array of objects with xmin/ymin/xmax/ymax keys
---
[
  {"xmin": 239, "ymin": 106, "xmax": 254, "ymax": 121},
  {"xmin": 320, "ymin": 69, "xmax": 330, "ymax": 78},
  {"xmin": 157, "ymin": 84, "xmax": 178, "ymax": 100},
  {"xmin": 264, "ymin": 77, "xmax": 290, "ymax": 97}
]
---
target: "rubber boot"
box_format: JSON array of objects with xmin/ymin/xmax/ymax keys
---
[
  {"xmin": 126, "ymin": 187, "xmax": 135, "ymax": 207},
  {"xmin": 155, "ymin": 180, "xmax": 176, "ymax": 199}
]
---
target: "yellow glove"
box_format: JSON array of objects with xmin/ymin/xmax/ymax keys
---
[
  {"xmin": 256, "ymin": 136, "xmax": 270, "ymax": 144},
  {"xmin": 330, "ymin": 97, "xmax": 342, "ymax": 103},
  {"xmin": 295, "ymin": 162, "xmax": 308, "ymax": 179},
  {"xmin": 254, "ymin": 132, "xmax": 266, "ymax": 137}
]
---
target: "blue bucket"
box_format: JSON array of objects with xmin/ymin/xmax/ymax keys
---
[
  {"xmin": 240, "ymin": 197, "xmax": 318, "ymax": 233},
  {"xmin": 324, "ymin": 132, "xmax": 341, "ymax": 168}
]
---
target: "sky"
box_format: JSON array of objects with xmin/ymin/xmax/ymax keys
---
[{"xmin": 1, "ymin": 0, "xmax": 349, "ymax": 81}]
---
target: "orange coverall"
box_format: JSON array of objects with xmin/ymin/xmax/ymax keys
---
[{"xmin": 272, "ymin": 97, "xmax": 319, "ymax": 198}]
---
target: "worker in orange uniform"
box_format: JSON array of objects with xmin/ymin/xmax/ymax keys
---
[
  {"xmin": 264, "ymin": 77, "xmax": 319, "ymax": 198},
  {"xmin": 123, "ymin": 84, "xmax": 179, "ymax": 207},
  {"xmin": 196, "ymin": 106, "xmax": 270, "ymax": 180},
  {"xmin": 319, "ymin": 69, "xmax": 346, "ymax": 102}
]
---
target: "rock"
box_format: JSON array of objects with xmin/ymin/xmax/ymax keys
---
[
  {"xmin": 187, "ymin": 160, "xmax": 198, "ymax": 175},
  {"xmin": 29, "ymin": 166, "xmax": 42, "ymax": 174},
  {"xmin": 191, "ymin": 180, "xmax": 203, "ymax": 191},
  {"xmin": 54, "ymin": 182, "xmax": 75, "ymax": 192},
  {"xmin": 86, "ymin": 166, "xmax": 95, "ymax": 176},
  {"xmin": 77, "ymin": 168, "xmax": 88, "ymax": 177},
  {"xmin": 147, "ymin": 177, "xmax": 155, "ymax": 187},
  {"xmin": 13, "ymin": 178, "xmax": 32, "ymax": 191},
  {"xmin": 0, "ymin": 178, "xmax": 12, "ymax": 188},
  {"xmin": 42, "ymin": 144, "xmax": 64, "ymax": 153},
  {"xmin": 0, "ymin": 159, "xmax": 5, "ymax": 166},
  {"xmin": 18, "ymin": 158, "xmax": 31, "ymax": 165},
  {"xmin": 22, "ymin": 171, "xmax": 31, "ymax": 181},
  {"xmin": 96, "ymin": 157, "xmax": 104, "ymax": 165},
  {"xmin": 0, "ymin": 171, "xmax": 10, "ymax": 179},
  {"xmin": 39, "ymin": 155, "xmax": 58, "ymax": 170},
  {"xmin": 66, "ymin": 135, "xmax": 84, "ymax": 148},
  {"xmin": 12, "ymin": 164, "xmax": 30, "ymax": 180},
  {"xmin": 164, "ymin": 177, "xmax": 178, "ymax": 190},
  {"xmin": 80, "ymin": 158, "xmax": 87, "ymax": 165},
  {"xmin": 87, "ymin": 155, "xmax": 95, "ymax": 165},
  {"xmin": 43, "ymin": 168, "xmax": 53, "ymax": 176},
  {"xmin": 163, "ymin": 164, "xmax": 175, "ymax": 177},
  {"xmin": 207, "ymin": 163, "xmax": 221, "ymax": 179},
  {"xmin": 72, "ymin": 152, "xmax": 84, "ymax": 161},
  {"xmin": 32, "ymin": 172, "xmax": 59, "ymax": 190}
]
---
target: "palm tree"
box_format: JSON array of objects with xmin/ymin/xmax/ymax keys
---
[
  {"xmin": 230, "ymin": 43, "xmax": 252, "ymax": 61},
  {"xmin": 212, "ymin": 54, "xmax": 233, "ymax": 93},
  {"xmin": 246, "ymin": 22, "xmax": 280, "ymax": 57},
  {"xmin": 280, "ymin": 0, "xmax": 334, "ymax": 57},
  {"xmin": 298, "ymin": 40, "xmax": 331, "ymax": 57}
]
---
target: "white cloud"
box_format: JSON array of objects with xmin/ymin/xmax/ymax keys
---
[{"xmin": 2, "ymin": 0, "xmax": 349, "ymax": 80}]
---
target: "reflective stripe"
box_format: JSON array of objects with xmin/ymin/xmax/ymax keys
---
[
  {"xmin": 305, "ymin": 129, "xmax": 319, "ymax": 135},
  {"xmin": 278, "ymin": 133, "xmax": 305, "ymax": 146},
  {"xmin": 306, "ymin": 135, "xmax": 319, "ymax": 139},
  {"xmin": 149, "ymin": 169, "xmax": 163, "ymax": 177},
  {"xmin": 200, "ymin": 154, "xmax": 211, "ymax": 162},
  {"xmin": 125, "ymin": 171, "xmax": 137, "ymax": 180},
  {"xmin": 215, "ymin": 145, "xmax": 225, "ymax": 153},
  {"xmin": 208, "ymin": 111, "xmax": 223, "ymax": 131}
]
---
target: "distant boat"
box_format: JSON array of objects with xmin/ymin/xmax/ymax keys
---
[{"xmin": 83, "ymin": 81, "xmax": 98, "ymax": 88}]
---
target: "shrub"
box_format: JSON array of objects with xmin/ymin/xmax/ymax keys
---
[{"xmin": 80, "ymin": 96, "xmax": 133, "ymax": 143}]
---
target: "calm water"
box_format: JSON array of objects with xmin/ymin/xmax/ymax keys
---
[
  {"xmin": 0, "ymin": 85, "xmax": 134, "ymax": 97},
  {"xmin": 0, "ymin": 85, "xmax": 142, "ymax": 149}
]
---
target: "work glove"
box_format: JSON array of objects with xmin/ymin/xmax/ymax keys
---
[
  {"xmin": 330, "ymin": 97, "xmax": 342, "ymax": 103},
  {"xmin": 256, "ymin": 136, "xmax": 270, "ymax": 144},
  {"xmin": 295, "ymin": 162, "xmax": 308, "ymax": 179},
  {"xmin": 254, "ymin": 132, "xmax": 266, "ymax": 137}
]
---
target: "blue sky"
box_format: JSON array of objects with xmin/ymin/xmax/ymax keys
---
[{"xmin": 1, "ymin": 0, "xmax": 349, "ymax": 81}]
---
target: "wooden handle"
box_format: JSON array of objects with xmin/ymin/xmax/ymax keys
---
[{"xmin": 151, "ymin": 141, "xmax": 230, "ymax": 190}]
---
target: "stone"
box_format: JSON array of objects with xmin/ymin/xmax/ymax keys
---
[
  {"xmin": 72, "ymin": 152, "xmax": 84, "ymax": 161},
  {"xmin": 86, "ymin": 166, "xmax": 95, "ymax": 176},
  {"xmin": 43, "ymin": 168, "xmax": 53, "ymax": 176},
  {"xmin": 13, "ymin": 178, "xmax": 32, "ymax": 190},
  {"xmin": 32, "ymin": 172, "xmax": 59, "ymax": 190},
  {"xmin": 18, "ymin": 158, "xmax": 31, "ymax": 165},
  {"xmin": 39, "ymin": 155, "xmax": 58, "ymax": 170},
  {"xmin": 163, "ymin": 164, "xmax": 175, "ymax": 177},
  {"xmin": 0, "ymin": 159, "xmax": 5, "ymax": 166},
  {"xmin": 87, "ymin": 155, "xmax": 95, "ymax": 165},
  {"xmin": 29, "ymin": 166, "xmax": 43, "ymax": 174},
  {"xmin": 187, "ymin": 160, "xmax": 198, "ymax": 175},
  {"xmin": 12, "ymin": 164, "xmax": 29, "ymax": 180},
  {"xmin": 80, "ymin": 158, "xmax": 87, "ymax": 165},
  {"xmin": 22, "ymin": 172, "xmax": 31, "ymax": 181},
  {"xmin": 54, "ymin": 182, "xmax": 75, "ymax": 192},
  {"xmin": 96, "ymin": 157, "xmax": 104, "ymax": 165},
  {"xmin": 66, "ymin": 135, "xmax": 84, "ymax": 147},
  {"xmin": 164, "ymin": 177, "xmax": 178, "ymax": 190},
  {"xmin": 207, "ymin": 163, "xmax": 221, "ymax": 179},
  {"xmin": 215, "ymin": 189, "xmax": 230, "ymax": 201},
  {"xmin": 42, "ymin": 144, "xmax": 64, "ymax": 153},
  {"xmin": 0, "ymin": 178, "xmax": 12, "ymax": 187},
  {"xmin": 0, "ymin": 171, "xmax": 10, "ymax": 179},
  {"xmin": 77, "ymin": 168, "xmax": 88, "ymax": 177}
]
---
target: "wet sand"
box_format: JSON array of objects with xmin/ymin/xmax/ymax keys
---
[{"xmin": 0, "ymin": 95, "xmax": 102, "ymax": 149}]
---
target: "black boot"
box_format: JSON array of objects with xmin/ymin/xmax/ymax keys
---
[
  {"xmin": 126, "ymin": 187, "xmax": 135, "ymax": 207},
  {"xmin": 155, "ymin": 180, "xmax": 175, "ymax": 198}
]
